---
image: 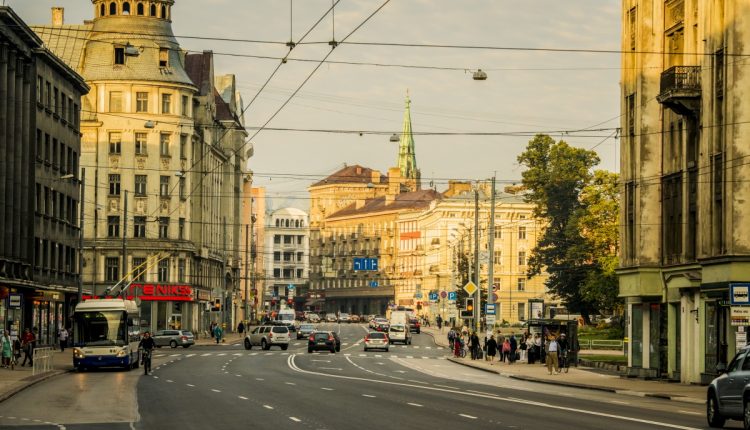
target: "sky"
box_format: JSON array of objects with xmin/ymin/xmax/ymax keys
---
[{"xmin": 9, "ymin": 0, "xmax": 622, "ymax": 211}]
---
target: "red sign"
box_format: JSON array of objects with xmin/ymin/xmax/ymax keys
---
[
  {"xmin": 400, "ymin": 231, "xmax": 421, "ymax": 240},
  {"xmin": 127, "ymin": 284, "xmax": 194, "ymax": 302}
]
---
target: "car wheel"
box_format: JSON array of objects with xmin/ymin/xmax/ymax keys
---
[
  {"xmin": 281, "ymin": 345, "xmax": 289, "ymax": 351},
  {"xmin": 308, "ymin": 348, "xmax": 313, "ymax": 353},
  {"xmin": 261, "ymin": 340, "xmax": 269, "ymax": 350},
  {"xmin": 170, "ymin": 340, "xmax": 178, "ymax": 349},
  {"xmin": 330, "ymin": 347, "xmax": 336, "ymax": 353},
  {"xmin": 707, "ymin": 392, "xmax": 726, "ymax": 428},
  {"xmin": 244, "ymin": 339, "xmax": 252, "ymax": 350},
  {"xmin": 364, "ymin": 347, "xmax": 368, "ymax": 352},
  {"xmin": 744, "ymin": 399, "xmax": 750, "ymax": 430}
]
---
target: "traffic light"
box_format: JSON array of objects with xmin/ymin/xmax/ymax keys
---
[
  {"xmin": 211, "ymin": 299, "xmax": 221, "ymax": 311},
  {"xmin": 465, "ymin": 298, "xmax": 474, "ymax": 313}
]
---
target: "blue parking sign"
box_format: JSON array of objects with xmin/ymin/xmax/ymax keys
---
[{"xmin": 447, "ymin": 292, "xmax": 457, "ymax": 301}]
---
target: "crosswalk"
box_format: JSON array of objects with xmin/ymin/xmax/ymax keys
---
[{"xmin": 152, "ymin": 351, "xmax": 447, "ymax": 361}]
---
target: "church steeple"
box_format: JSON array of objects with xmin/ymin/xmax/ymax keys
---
[{"xmin": 397, "ymin": 91, "xmax": 420, "ymax": 190}]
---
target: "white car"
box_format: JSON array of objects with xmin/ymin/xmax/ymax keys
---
[
  {"xmin": 338, "ymin": 313, "xmax": 350, "ymax": 323},
  {"xmin": 388, "ymin": 324, "xmax": 411, "ymax": 345},
  {"xmin": 364, "ymin": 331, "xmax": 389, "ymax": 352},
  {"xmin": 325, "ymin": 313, "xmax": 338, "ymax": 323},
  {"xmin": 244, "ymin": 325, "xmax": 290, "ymax": 350}
]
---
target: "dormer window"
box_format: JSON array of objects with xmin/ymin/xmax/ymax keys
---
[
  {"xmin": 159, "ymin": 48, "xmax": 169, "ymax": 67},
  {"xmin": 114, "ymin": 47, "xmax": 125, "ymax": 65}
]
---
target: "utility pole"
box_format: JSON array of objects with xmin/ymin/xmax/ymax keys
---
[
  {"xmin": 222, "ymin": 217, "xmax": 227, "ymax": 329},
  {"xmin": 77, "ymin": 168, "xmax": 85, "ymax": 304},
  {"xmin": 244, "ymin": 223, "xmax": 249, "ymax": 324},
  {"xmin": 250, "ymin": 197, "xmax": 256, "ymax": 322},
  {"xmin": 487, "ymin": 177, "xmax": 496, "ymax": 332},
  {"xmin": 122, "ymin": 190, "xmax": 128, "ymax": 292},
  {"xmin": 474, "ymin": 188, "xmax": 480, "ymax": 333}
]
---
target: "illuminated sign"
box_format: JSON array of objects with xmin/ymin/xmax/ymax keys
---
[{"xmin": 127, "ymin": 284, "xmax": 194, "ymax": 302}]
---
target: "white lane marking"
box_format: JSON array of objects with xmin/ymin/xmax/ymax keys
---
[
  {"xmin": 211, "ymin": 389, "xmax": 221, "ymax": 393},
  {"xmin": 413, "ymin": 346, "xmax": 420, "ymax": 349},
  {"xmin": 609, "ymin": 400, "xmax": 630, "ymax": 405},
  {"xmin": 321, "ymin": 387, "xmax": 334, "ymax": 391},
  {"xmin": 311, "ymin": 360, "xmax": 331, "ymax": 363},
  {"xmin": 407, "ymin": 403, "xmax": 423, "ymax": 407},
  {"xmin": 169, "ymin": 353, "xmax": 181, "ymax": 357},
  {"xmin": 265, "ymin": 353, "xmax": 274, "ymax": 356},
  {"xmin": 233, "ymin": 353, "xmax": 242, "ymax": 356},
  {"xmin": 422, "ymin": 356, "xmax": 429, "ymax": 359},
  {"xmin": 287, "ymin": 355, "xmax": 701, "ymax": 430},
  {"xmin": 289, "ymin": 417, "xmax": 301, "ymax": 422},
  {"xmin": 362, "ymin": 394, "xmax": 376, "ymax": 398},
  {"xmin": 166, "ymin": 379, "xmax": 174, "ymax": 383},
  {"xmin": 406, "ymin": 355, "xmax": 414, "ymax": 359},
  {"xmin": 239, "ymin": 396, "xmax": 248, "ymax": 400},
  {"xmin": 201, "ymin": 353, "xmax": 212, "ymax": 356},
  {"xmin": 236, "ymin": 374, "xmax": 242, "ymax": 377},
  {"xmin": 425, "ymin": 347, "xmax": 432, "ymax": 349},
  {"xmin": 256, "ymin": 378, "xmax": 265, "ymax": 381},
  {"xmin": 459, "ymin": 414, "xmax": 477, "ymax": 419},
  {"xmin": 319, "ymin": 367, "xmax": 343, "ymax": 370},
  {"xmin": 285, "ymin": 382, "xmax": 296, "ymax": 386},
  {"xmin": 394, "ymin": 370, "xmax": 407, "ymax": 374},
  {"xmin": 359, "ymin": 354, "xmax": 367, "ymax": 357},
  {"xmin": 186, "ymin": 384, "xmax": 195, "ymax": 387},
  {"xmin": 375, "ymin": 355, "xmax": 382, "ymax": 358},
  {"xmin": 434, "ymin": 384, "xmax": 459, "ymax": 390},
  {"xmin": 250, "ymin": 352, "xmax": 259, "ymax": 356},
  {"xmin": 263, "ymin": 405, "xmax": 274, "ymax": 410},
  {"xmin": 218, "ymin": 353, "xmax": 227, "ymax": 356},
  {"xmin": 186, "ymin": 354, "xmax": 196, "ymax": 357},
  {"xmin": 152, "ymin": 376, "xmax": 159, "ymax": 379},
  {"xmin": 678, "ymin": 411, "xmax": 701, "ymax": 416}
]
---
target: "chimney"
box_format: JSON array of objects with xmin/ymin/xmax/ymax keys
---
[
  {"xmin": 355, "ymin": 166, "xmax": 362, "ymax": 175},
  {"xmin": 370, "ymin": 170, "xmax": 380, "ymax": 184},
  {"xmin": 386, "ymin": 167, "xmax": 402, "ymax": 204},
  {"xmin": 52, "ymin": 7, "xmax": 64, "ymax": 26}
]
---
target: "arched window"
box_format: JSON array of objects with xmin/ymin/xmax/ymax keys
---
[
  {"xmin": 275, "ymin": 219, "xmax": 280, "ymax": 227},
  {"xmin": 285, "ymin": 220, "xmax": 290, "ymax": 228},
  {"xmin": 137, "ymin": 3, "xmax": 144, "ymax": 15},
  {"xmin": 109, "ymin": 2, "xmax": 117, "ymax": 15},
  {"xmin": 100, "ymin": 3, "xmax": 106, "ymax": 16},
  {"xmin": 150, "ymin": 4, "xmax": 156, "ymax": 16},
  {"xmin": 161, "ymin": 5, "xmax": 166, "ymax": 18},
  {"xmin": 122, "ymin": 2, "xmax": 131, "ymax": 14}
]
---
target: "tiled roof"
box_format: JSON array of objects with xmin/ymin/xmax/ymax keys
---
[
  {"xmin": 31, "ymin": 24, "xmax": 92, "ymax": 72},
  {"xmin": 328, "ymin": 189, "xmax": 442, "ymax": 219},
  {"xmin": 185, "ymin": 52, "xmax": 212, "ymax": 96},
  {"xmin": 311, "ymin": 164, "xmax": 387, "ymax": 187}
]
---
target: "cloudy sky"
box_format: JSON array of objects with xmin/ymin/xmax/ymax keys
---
[{"xmin": 10, "ymin": 0, "xmax": 621, "ymax": 210}]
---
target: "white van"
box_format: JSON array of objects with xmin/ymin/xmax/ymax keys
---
[
  {"xmin": 388, "ymin": 324, "xmax": 411, "ymax": 345},
  {"xmin": 390, "ymin": 310, "xmax": 408, "ymax": 327},
  {"xmin": 277, "ymin": 308, "xmax": 299, "ymax": 330}
]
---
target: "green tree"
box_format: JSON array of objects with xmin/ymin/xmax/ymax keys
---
[{"xmin": 517, "ymin": 134, "xmax": 605, "ymax": 322}]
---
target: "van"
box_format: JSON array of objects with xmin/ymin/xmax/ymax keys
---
[
  {"xmin": 277, "ymin": 308, "xmax": 298, "ymax": 331},
  {"xmin": 390, "ymin": 310, "xmax": 408, "ymax": 327},
  {"xmin": 388, "ymin": 324, "xmax": 411, "ymax": 345}
]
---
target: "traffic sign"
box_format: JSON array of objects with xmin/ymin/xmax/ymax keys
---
[
  {"xmin": 369, "ymin": 281, "xmax": 378, "ymax": 288},
  {"xmin": 485, "ymin": 304, "xmax": 496, "ymax": 315},
  {"xmin": 731, "ymin": 283, "xmax": 750, "ymax": 305},
  {"xmin": 440, "ymin": 291, "xmax": 447, "ymax": 299},
  {"xmin": 287, "ymin": 284, "xmax": 295, "ymax": 291},
  {"xmin": 415, "ymin": 292, "xmax": 423, "ymax": 299},
  {"xmin": 463, "ymin": 281, "xmax": 478, "ymax": 295},
  {"xmin": 353, "ymin": 258, "xmax": 379, "ymax": 271},
  {"xmin": 447, "ymin": 291, "xmax": 457, "ymax": 301},
  {"xmin": 429, "ymin": 292, "xmax": 439, "ymax": 302},
  {"xmin": 486, "ymin": 314, "xmax": 497, "ymax": 326}
]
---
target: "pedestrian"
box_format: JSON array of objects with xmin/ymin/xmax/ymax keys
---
[
  {"xmin": 209, "ymin": 322, "xmax": 216, "ymax": 340},
  {"xmin": 1, "ymin": 330, "xmax": 11, "ymax": 368},
  {"xmin": 453, "ymin": 334, "xmax": 462, "ymax": 357},
  {"xmin": 213, "ymin": 324, "xmax": 223, "ymax": 344},
  {"xmin": 20, "ymin": 328, "xmax": 35, "ymax": 367},
  {"xmin": 470, "ymin": 332, "xmax": 481, "ymax": 360},
  {"xmin": 509, "ymin": 333, "xmax": 518, "ymax": 364},
  {"xmin": 59, "ymin": 327, "xmax": 69, "ymax": 352},
  {"xmin": 485, "ymin": 335, "xmax": 498, "ymax": 365},
  {"xmin": 447, "ymin": 327, "xmax": 456, "ymax": 346},
  {"xmin": 501, "ymin": 337, "xmax": 511, "ymax": 363},
  {"xmin": 546, "ymin": 336, "xmax": 560, "ymax": 375},
  {"xmin": 520, "ymin": 334, "xmax": 529, "ymax": 362},
  {"xmin": 436, "ymin": 315, "xmax": 442, "ymax": 330},
  {"xmin": 237, "ymin": 321, "xmax": 245, "ymax": 338},
  {"xmin": 533, "ymin": 333, "xmax": 543, "ymax": 364}
]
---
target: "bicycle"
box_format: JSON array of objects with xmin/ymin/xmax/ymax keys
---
[
  {"xmin": 142, "ymin": 349, "xmax": 153, "ymax": 375},
  {"xmin": 559, "ymin": 350, "xmax": 570, "ymax": 373}
]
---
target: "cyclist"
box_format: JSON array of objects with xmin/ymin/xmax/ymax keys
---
[{"xmin": 138, "ymin": 331, "xmax": 156, "ymax": 375}]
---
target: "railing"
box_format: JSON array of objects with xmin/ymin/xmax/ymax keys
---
[
  {"xmin": 32, "ymin": 347, "xmax": 54, "ymax": 376},
  {"xmin": 660, "ymin": 66, "xmax": 701, "ymax": 95},
  {"xmin": 579, "ymin": 339, "xmax": 624, "ymax": 350}
]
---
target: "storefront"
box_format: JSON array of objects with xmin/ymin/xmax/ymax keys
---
[{"xmin": 125, "ymin": 284, "xmax": 195, "ymax": 334}]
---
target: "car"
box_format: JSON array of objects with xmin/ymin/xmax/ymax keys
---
[
  {"xmin": 325, "ymin": 313, "xmax": 338, "ymax": 323},
  {"xmin": 244, "ymin": 325, "xmax": 290, "ymax": 350},
  {"xmin": 338, "ymin": 313, "xmax": 350, "ymax": 323},
  {"xmin": 707, "ymin": 346, "xmax": 750, "ymax": 428},
  {"xmin": 373, "ymin": 318, "xmax": 389, "ymax": 331},
  {"xmin": 307, "ymin": 314, "xmax": 321, "ymax": 323},
  {"xmin": 388, "ymin": 324, "xmax": 411, "ymax": 345},
  {"xmin": 308, "ymin": 331, "xmax": 341, "ymax": 353},
  {"xmin": 153, "ymin": 330, "xmax": 195, "ymax": 348},
  {"xmin": 408, "ymin": 317, "xmax": 421, "ymax": 334},
  {"xmin": 363, "ymin": 331, "xmax": 389, "ymax": 352},
  {"xmin": 297, "ymin": 323, "xmax": 316, "ymax": 340}
]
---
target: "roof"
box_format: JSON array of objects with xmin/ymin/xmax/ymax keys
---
[
  {"xmin": 311, "ymin": 164, "xmax": 387, "ymax": 188},
  {"xmin": 271, "ymin": 207, "xmax": 308, "ymax": 217},
  {"xmin": 30, "ymin": 24, "xmax": 91, "ymax": 72},
  {"xmin": 214, "ymin": 88, "xmax": 235, "ymax": 121},
  {"xmin": 328, "ymin": 189, "xmax": 441, "ymax": 219},
  {"xmin": 185, "ymin": 51, "xmax": 212, "ymax": 96}
]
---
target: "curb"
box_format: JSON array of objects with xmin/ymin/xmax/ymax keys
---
[
  {"xmin": 0, "ymin": 369, "xmax": 69, "ymax": 403},
  {"xmin": 446, "ymin": 357, "xmax": 706, "ymax": 405},
  {"xmin": 422, "ymin": 330, "xmax": 449, "ymax": 349}
]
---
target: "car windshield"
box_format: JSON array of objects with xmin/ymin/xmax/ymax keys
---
[
  {"xmin": 390, "ymin": 325, "xmax": 405, "ymax": 332},
  {"xmin": 272, "ymin": 327, "xmax": 288, "ymax": 333},
  {"xmin": 300, "ymin": 325, "xmax": 314, "ymax": 330},
  {"xmin": 368, "ymin": 332, "xmax": 386, "ymax": 339}
]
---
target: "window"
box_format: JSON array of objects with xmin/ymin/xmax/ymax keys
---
[
  {"xmin": 181, "ymin": 95, "xmax": 189, "ymax": 117},
  {"xmin": 136, "ymin": 3, "xmax": 144, "ymax": 15},
  {"xmin": 518, "ymin": 226, "xmax": 526, "ymax": 240},
  {"xmin": 517, "ymin": 278, "xmax": 526, "ymax": 292},
  {"xmin": 106, "ymin": 257, "xmax": 120, "ymax": 282},
  {"xmin": 160, "ymin": 133, "xmax": 170, "ymax": 156},
  {"xmin": 274, "ymin": 235, "xmax": 281, "ymax": 244},
  {"xmin": 134, "ymin": 175, "xmax": 147, "ymax": 196},
  {"xmin": 628, "ymin": 7, "xmax": 636, "ymax": 51},
  {"xmin": 273, "ymin": 268, "xmax": 281, "ymax": 279},
  {"xmin": 493, "ymin": 250, "xmax": 502, "ymax": 265},
  {"xmin": 150, "ymin": 4, "xmax": 156, "ymax": 16},
  {"xmin": 114, "ymin": 47, "xmax": 125, "ymax": 65},
  {"xmin": 160, "ymin": 176, "xmax": 170, "ymax": 197},
  {"xmin": 136, "ymin": 92, "xmax": 148, "ymax": 112},
  {"xmin": 109, "ymin": 2, "xmax": 117, "ymax": 15},
  {"xmin": 518, "ymin": 251, "xmax": 526, "ymax": 266},
  {"xmin": 161, "ymin": 5, "xmax": 166, "ymax": 18},
  {"xmin": 159, "ymin": 217, "xmax": 169, "ymax": 238},
  {"xmin": 178, "ymin": 218, "xmax": 185, "ymax": 240},
  {"xmin": 158, "ymin": 259, "xmax": 169, "ymax": 282},
  {"xmin": 134, "ymin": 216, "xmax": 146, "ymax": 238},
  {"xmin": 37, "ymin": 76, "xmax": 43, "ymax": 104},
  {"xmin": 61, "ymin": 95, "xmax": 67, "ymax": 121},
  {"xmin": 135, "ymin": 132, "xmax": 147, "ymax": 155},
  {"xmin": 159, "ymin": 49, "xmax": 169, "ymax": 67},
  {"xmin": 273, "ymin": 252, "xmax": 281, "ymax": 262},
  {"xmin": 122, "ymin": 1, "xmax": 130, "ymax": 14},
  {"xmin": 109, "ymin": 132, "xmax": 122, "ymax": 154},
  {"xmin": 108, "ymin": 174, "xmax": 121, "ymax": 196},
  {"xmin": 180, "ymin": 135, "xmax": 187, "ymax": 159},
  {"xmin": 662, "ymin": 173, "xmax": 683, "ymax": 264},
  {"xmin": 161, "ymin": 93, "xmax": 171, "ymax": 113},
  {"xmin": 178, "ymin": 259, "xmax": 186, "ymax": 282},
  {"xmin": 44, "ymin": 133, "xmax": 50, "ymax": 162},
  {"xmin": 100, "ymin": 3, "xmax": 106, "ymax": 17},
  {"xmin": 179, "ymin": 177, "xmax": 186, "ymax": 199},
  {"xmin": 296, "ymin": 269, "xmax": 303, "ymax": 279},
  {"xmin": 108, "ymin": 216, "xmax": 120, "ymax": 238},
  {"xmin": 518, "ymin": 303, "xmax": 526, "ymax": 322},
  {"xmin": 132, "ymin": 257, "xmax": 146, "ymax": 281},
  {"xmin": 45, "ymin": 81, "xmax": 51, "ymax": 109},
  {"xmin": 625, "ymin": 181, "xmax": 636, "ymax": 261},
  {"xmin": 494, "ymin": 228, "xmax": 502, "ymax": 239}
]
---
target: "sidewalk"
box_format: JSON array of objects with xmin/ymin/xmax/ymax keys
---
[
  {"xmin": 0, "ymin": 348, "xmax": 74, "ymax": 403},
  {"xmin": 421, "ymin": 326, "xmax": 705, "ymax": 405}
]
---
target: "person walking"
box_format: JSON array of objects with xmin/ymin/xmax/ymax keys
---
[
  {"xmin": 213, "ymin": 324, "xmax": 223, "ymax": 344},
  {"xmin": 485, "ymin": 335, "xmax": 498, "ymax": 365},
  {"xmin": 1, "ymin": 330, "xmax": 11, "ymax": 368},
  {"xmin": 58, "ymin": 327, "xmax": 69, "ymax": 352},
  {"xmin": 509, "ymin": 334, "xmax": 518, "ymax": 364},
  {"xmin": 468, "ymin": 332, "xmax": 477, "ymax": 360},
  {"xmin": 20, "ymin": 328, "xmax": 35, "ymax": 367},
  {"xmin": 546, "ymin": 336, "xmax": 560, "ymax": 375},
  {"xmin": 237, "ymin": 321, "xmax": 245, "ymax": 339},
  {"xmin": 533, "ymin": 333, "xmax": 543, "ymax": 364},
  {"xmin": 436, "ymin": 315, "xmax": 442, "ymax": 330},
  {"xmin": 501, "ymin": 337, "xmax": 511, "ymax": 363}
]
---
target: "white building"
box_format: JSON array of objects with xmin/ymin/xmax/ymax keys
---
[{"xmin": 262, "ymin": 208, "xmax": 309, "ymax": 313}]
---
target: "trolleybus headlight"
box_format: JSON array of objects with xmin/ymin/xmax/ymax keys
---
[
  {"xmin": 116, "ymin": 348, "xmax": 128, "ymax": 357},
  {"xmin": 73, "ymin": 348, "xmax": 85, "ymax": 359}
]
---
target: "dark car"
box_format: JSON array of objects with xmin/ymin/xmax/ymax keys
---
[
  {"xmin": 308, "ymin": 331, "xmax": 341, "ymax": 353},
  {"xmin": 408, "ymin": 317, "xmax": 421, "ymax": 334},
  {"xmin": 375, "ymin": 321, "xmax": 390, "ymax": 332},
  {"xmin": 297, "ymin": 323, "xmax": 316, "ymax": 340},
  {"xmin": 707, "ymin": 346, "xmax": 750, "ymax": 427}
]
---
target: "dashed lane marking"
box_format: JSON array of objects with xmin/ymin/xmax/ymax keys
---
[
  {"xmin": 362, "ymin": 394, "xmax": 376, "ymax": 398},
  {"xmin": 211, "ymin": 389, "xmax": 221, "ymax": 393},
  {"xmin": 289, "ymin": 417, "xmax": 301, "ymax": 422},
  {"xmin": 459, "ymin": 414, "xmax": 477, "ymax": 419},
  {"xmin": 186, "ymin": 384, "xmax": 195, "ymax": 387},
  {"xmin": 256, "ymin": 378, "xmax": 265, "ymax": 381},
  {"xmin": 407, "ymin": 403, "xmax": 423, "ymax": 407},
  {"xmin": 321, "ymin": 388, "xmax": 334, "ymax": 391},
  {"xmin": 239, "ymin": 396, "xmax": 248, "ymax": 400},
  {"xmin": 263, "ymin": 405, "xmax": 274, "ymax": 410},
  {"xmin": 285, "ymin": 382, "xmax": 296, "ymax": 386}
]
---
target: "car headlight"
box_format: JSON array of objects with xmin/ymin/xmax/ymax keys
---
[
  {"xmin": 73, "ymin": 348, "xmax": 85, "ymax": 359},
  {"xmin": 116, "ymin": 348, "xmax": 128, "ymax": 357}
]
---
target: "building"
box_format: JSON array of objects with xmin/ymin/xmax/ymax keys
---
[
  {"xmin": 32, "ymin": 1, "xmax": 248, "ymax": 335},
  {"xmin": 239, "ymin": 183, "xmax": 265, "ymax": 322},
  {"xmin": 618, "ymin": 0, "xmax": 749, "ymax": 383},
  {"xmin": 0, "ymin": 6, "xmax": 89, "ymax": 344},
  {"xmin": 262, "ymin": 208, "xmax": 309, "ymax": 314}
]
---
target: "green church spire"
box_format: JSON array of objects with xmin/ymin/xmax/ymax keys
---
[{"xmin": 397, "ymin": 92, "xmax": 419, "ymax": 183}]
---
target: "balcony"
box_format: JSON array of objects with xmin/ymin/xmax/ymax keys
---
[{"xmin": 657, "ymin": 66, "xmax": 701, "ymax": 117}]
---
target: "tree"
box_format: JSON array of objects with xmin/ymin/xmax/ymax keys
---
[{"xmin": 517, "ymin": 134, "xmax": 610, "ymax": 322}]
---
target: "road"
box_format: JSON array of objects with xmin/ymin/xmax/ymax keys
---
[{"xmin": 0, "ymin": 323, "xmax": 720, "ymax": 429}]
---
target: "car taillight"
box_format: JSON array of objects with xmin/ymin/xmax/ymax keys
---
[
  {"xmin": 269, "ymin": 332, "xmax": 274, "ymax": 338},
  {"xmin": 181, "ymin": 336, "xmax": 187, "ymax": 341},
  {"xmin": 364, "ymin": 336, "xmax": 369, "ymax": 342},
  {"xmin": 309, "ymin": 335, "xmax": 315, "ymax": 342},
  {"xmin": 328, "ymin": 335, "xmax": 334, "ymax": 341}
]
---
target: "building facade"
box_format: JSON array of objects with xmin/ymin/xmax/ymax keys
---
[
  {"xmin": 0, "ymin": 6, "xmax": 89, "ymax": 344},
  {"xmin": 32, "ymin": 0, "xmax": 248, "ymax": 336},
  {"xmin": 262, "ymin": 208, "xmax": 309, "ymax": 314},
  {"xmin": 618, "ymin": 0, "xmax": 750, "ymax": 383}
]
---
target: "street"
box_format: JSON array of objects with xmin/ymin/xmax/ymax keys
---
[{"xmin": 0, "ymin": 324, "xmax": 715, "ymax": 429}]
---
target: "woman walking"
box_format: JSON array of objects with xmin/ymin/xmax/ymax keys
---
[
  {"xmin": 1, "ymin": 330, "xmax": 11, "ymax": 368},
  {"xmin": 485, "ymin": 335, "xmax": 498, "ymax": 365}
]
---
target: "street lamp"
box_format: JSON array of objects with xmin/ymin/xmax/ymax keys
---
[
  {"xmin": 61, "ymin": 171, "xmax": 85, "ymax": 305},
  {"xmin": 472, "ymin": 69, "xmax": 488, "ymax": 81}
]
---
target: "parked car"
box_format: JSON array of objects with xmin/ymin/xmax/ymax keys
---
[
  {"xmin": 707, "ymin": 346, "xmax": 750, "ymax": 428},
  {"xmin": 244, "ymin": 325, "xmax": 290, "ymax": 350},
  {"xmin": 363, "ymin": 331, "xmax": 389, "ymax": 352},
  {"xmin": 153, "ymin": 330, "xmax": 195, "ymax": 348},
  {"xmin": 308, "ymin": 331, "xmax": 341, "ymax": 353},
  {"xmin": 297, "ymin": 323, "xmax": 316, "ymax": 340},
  {"xmin": 325, "ymin": 313, "xmax": 338, "ymax": 323},
  {"xmin": 408, "ymin": 317, "xmax": 421, "ymax": 334},
  {"xmin": 388, "ymin": 324, "xmax": 411, "ymax": 345},
  {"xmin": 307, "ymin": 314, "xmax": 321, "ymax": 323},
  {"xmin": 338, "ymin": 313, "xmax": 350, "ymax": 323},
  {"xmin": 350, "ymin": 314, "xmax": 361, "ymax": 323}
]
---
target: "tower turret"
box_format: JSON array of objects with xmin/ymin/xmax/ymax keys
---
[{"xmin": 397, "ymin": 92, "xmax": 420, "ymax": 191}]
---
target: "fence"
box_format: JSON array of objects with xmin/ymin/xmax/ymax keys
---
[
  {"xmin": 32, "ymin": 347, "xmax": 54, "ymax": 376},
  {"xmin": 579, "ymin": 339, "xmax": 624, "ymax": 351}
]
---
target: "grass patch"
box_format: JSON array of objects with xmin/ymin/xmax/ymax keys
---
[{"xmin": 577, "ymin": 326, "xmax": 624, "ymax": 341}]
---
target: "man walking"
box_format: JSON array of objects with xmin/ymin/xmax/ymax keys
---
[
  {"xmin": 546, "ymin": 335, "xmax": 560, "ymax": 375},
  {"xmin": 237, "ymin": 321, "xmax": 245, "ymax": 339},
  {"xmin": 59, "ymin": 327, "xmax": 69, "ymax": 352},
  {"xmin": 436, "ymin": 315, "xmax": 442, "ymax": 330},
  {"xmin": 20, "ymin": 328, "xmax": 35, "ymax": 367}
]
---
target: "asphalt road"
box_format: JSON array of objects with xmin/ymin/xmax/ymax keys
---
[{"xmin": 0, "ymin": 323, "xmax": 726, "ymax": 429}]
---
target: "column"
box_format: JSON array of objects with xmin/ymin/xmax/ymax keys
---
[
  {"xmin": 4, "ymin": 49, "xmax": 16, "ymax": 259},
  {"xmin": 13, "ymin": 56, "xmax": 24, "ymax": 262},
  {"xmin": 20, "ymin": 61, "xmax": 33, "ymax": 271},
  {"xmin": 0, "ymin": 44, "xmax": 8, "ymax": 254}
]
